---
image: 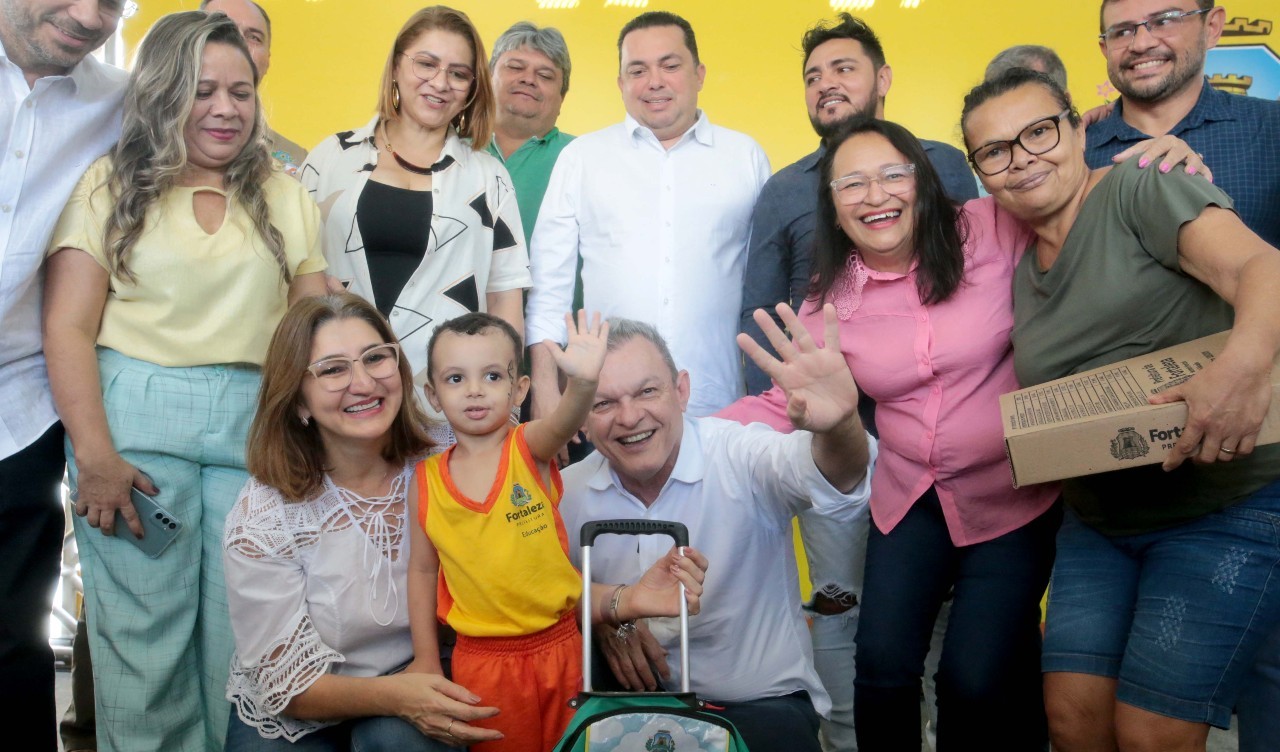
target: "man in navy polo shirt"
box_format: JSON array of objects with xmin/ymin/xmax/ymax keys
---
[{"xmin": 1087, "ymin": 2, "xmax": 1280, "ymax": 750}]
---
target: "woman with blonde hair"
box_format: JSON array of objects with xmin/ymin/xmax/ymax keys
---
[
  {"xmin": 43, "ymin": 11, "xmax": 327, "ymax": 750},
  {"xmin": 302, "ymin": 6, "xmax": 529, "ymax": 444}
]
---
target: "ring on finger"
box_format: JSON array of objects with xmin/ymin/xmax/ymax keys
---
[
  {"xmin": 446, "ymin": 719, "xmax": 455, "ymax": 737},
  {"xmin": 1219, "ymin": 446, "xmax": 1237, "ymax": 455}
]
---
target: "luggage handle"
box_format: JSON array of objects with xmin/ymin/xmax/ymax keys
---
[
  {"xmin": 582, "ymin": 519, "xmax": 689, "ymax": 548},
  {"xmin": 581, "ymin": 519, "xmax": 691, "ymax": 693}
]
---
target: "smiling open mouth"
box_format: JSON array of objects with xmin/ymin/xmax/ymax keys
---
[
  {"xmin": 861, "ymin": 210, "xmax": 901, "ymax": 223},
  {"xmin": 344, "ymin": 399, "xmax": 382, "ymax": 414},
  {"xmin": 619, "ymin": 430, "xmax": 654, "ymax": 445}
]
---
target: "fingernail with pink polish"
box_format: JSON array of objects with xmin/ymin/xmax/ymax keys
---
[{"xmin": 1138, "ymin": 157, "xmax": 1150, "ymax": 168}]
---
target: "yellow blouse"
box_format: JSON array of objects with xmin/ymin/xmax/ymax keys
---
[{"xmin": 48, "ymin": 157, "xmax": 326, "ymax": 367}]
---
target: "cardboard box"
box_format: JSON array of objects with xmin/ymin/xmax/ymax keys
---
[{"xmin": 1001, "ymin": 331, "xmax": 1280, "ymax": 487}]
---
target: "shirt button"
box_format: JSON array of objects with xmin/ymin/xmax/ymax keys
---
[
  {"xmin": 932, "ymin": 385, "xmax": 941, "ymax": 394},
  {"xmin": 663, "ymin": 297, "xmax": 670, "ymax": 305},
  {"xmin": 13, "ymin": 150, "xmax": 22, "ymax": 158},
  {"xmin": 23, "ymin": 101, "xmax": 31, "ymax": 108},
  {"xmin": 919, "ymin": 356, "xmax": 928, "ymax": 365},
  {"xmin": 391, "ymin": 310, "xmax": 400, "ymax": 317},
  {"xmin": 925, "ymin": 432, "xmax": 934, "ymax": 440},
  {"xmin": 1, "ymin": 204, "xmax": 11, "ymax": 213}
]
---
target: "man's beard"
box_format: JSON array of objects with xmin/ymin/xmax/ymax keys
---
[
  {"xmin": 810, "ymin": 99, "xmax": 878, "ymax": 141},
  {"xmin": 1109, "ymin": 37, "xmax": 1207, "ymax": 104}
]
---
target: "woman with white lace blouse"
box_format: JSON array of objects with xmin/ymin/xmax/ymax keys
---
[
  {"xmin": 222, "ymin": 294, "xmax": 487, "ymax": 751},
  {"xmin": 222, "ymin": 294, "xmax": 708, "ymax": 751}
]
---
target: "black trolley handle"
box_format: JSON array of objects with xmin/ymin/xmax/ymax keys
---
[{"xmin": 580, "ymin": 519, "xmax": 690, "ymax": 693}]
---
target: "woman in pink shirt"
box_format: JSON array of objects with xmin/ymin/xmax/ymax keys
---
[{"xmin": 721, "ymin": 118, "xmax": 1061, "ymax": 749}]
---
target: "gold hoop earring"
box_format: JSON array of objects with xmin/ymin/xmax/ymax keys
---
[{"xmin": 392, "ymin": 81, "xmax": 401, "ymax": 112}]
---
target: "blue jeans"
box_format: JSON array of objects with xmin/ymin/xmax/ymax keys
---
[
  {"xmin": 1042, "ymin": 478, "xmax": 1280, "ymax": 728},
  {"xmin": 226, "ymin": 711, "xmax": 452, "ymax": 751},
  {"xmin": 854, "ymin": 488, "xmax": 1059, "ymax": 751},
  {"xmin": 1238, "ymin": 623, "xmax": 1280, "ymax": 751}
]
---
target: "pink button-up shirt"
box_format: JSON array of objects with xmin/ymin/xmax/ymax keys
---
[{"xmin": 720, "ymin": 197, "xmax": 1058, "ymax": 546}]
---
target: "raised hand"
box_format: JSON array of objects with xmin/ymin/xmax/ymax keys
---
[
  {"xmin": 546, "ymin": 310, "xmax": 609, "ymax": 385},
  {"xmin": 737, "ymin": 303, "xmax": 859, "ymax": 434}
]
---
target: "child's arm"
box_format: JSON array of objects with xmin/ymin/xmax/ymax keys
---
[
  {"xmin": 405, "ymin": 473, "xmax": 444, "ymax": 675},
  {"xmin": 523, "ymin": 311, "xmax": 609, "ymax": 463}
]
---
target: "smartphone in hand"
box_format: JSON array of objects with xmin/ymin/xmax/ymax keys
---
[{"xmin": 71, "ymin": 488, "xmax": 183, "ymax": 558}]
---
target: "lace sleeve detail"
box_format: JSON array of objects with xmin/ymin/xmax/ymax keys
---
[
  {"xmin": 226, "ymin": 612, "xmax": 346, "ymax": 741},
  {"xmin": 225, "ymin": 478, "xmax": 305, "ymax": 560}
]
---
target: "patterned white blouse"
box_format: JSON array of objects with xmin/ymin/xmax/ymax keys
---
[
  {"xmin": 299, "ymin": 118, "xmax": 532, "ymax": 420},
  {"xmin": 223, "ymin": 463, "xmax": 415, "ymax": 741}
]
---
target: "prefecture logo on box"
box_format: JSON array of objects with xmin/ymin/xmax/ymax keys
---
[{"xmin": 1109, "ymin": 427, "xmax": 1150, "ymax": 461}]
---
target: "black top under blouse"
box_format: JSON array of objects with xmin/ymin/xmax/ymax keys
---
[{"xmin": 356, "ymin": 179, "xmax": 433, "ymax": 316}]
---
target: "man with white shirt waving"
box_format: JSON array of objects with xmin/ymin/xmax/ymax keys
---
[
  {"xmin": 526, "ymin": 11, "xmax": 770, "ymax": 428},
  {"xmin": 0, "ymin": 0, "xmax": 127, "ymax": 748},
  {"xmin": 560, "ymin": 310, "xmax": 876, "ymax": 752}
]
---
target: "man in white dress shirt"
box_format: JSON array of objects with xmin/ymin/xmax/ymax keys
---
[
  {"xmin": 559, "ymin": 313, "xmax": 876, "ymax": 752},
  {"xmin": 0, "ymin": 0, "xmax": 127, "ymax": 748},
  {"xmin": 525, "ymin": 10, "xmax": 770, "ymax": 423}
]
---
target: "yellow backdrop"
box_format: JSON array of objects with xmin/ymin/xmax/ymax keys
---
[{"xmin": 126, "ymin": 0, "xmax": 1276, "ymax": 171}]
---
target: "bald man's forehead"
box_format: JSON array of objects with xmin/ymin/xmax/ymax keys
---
[{"xmin": 205, "ymin": 0, "xmax": 269, "ymax": 42}]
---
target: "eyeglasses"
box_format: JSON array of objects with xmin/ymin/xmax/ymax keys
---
[
  {"xmin": 1099, "ymin": 8, "xmax": 1212, "ymax": 49},
  {"xmin": 829, "ymin": 164, "xmax": 917, "ymax": 206},
  {"xmin": 306, "ymin": 343, "xmax": 401, "ymax": 392},
  {"xmin": 967, "ymin": 110, "xmax": 1071, "ymax": 176},
  {"xmin": 401, "ymin": 53, "xmax": 475, "ymax": 91}
]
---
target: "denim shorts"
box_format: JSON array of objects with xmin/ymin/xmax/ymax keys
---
[{"xmin": 1042, "ymin": 477, "xmax": 1280, "ymax": 728}]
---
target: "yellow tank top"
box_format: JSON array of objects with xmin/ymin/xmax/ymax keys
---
[{"xmin": 416, "ymin": 424, "xmax": 581, "ymax": 636}]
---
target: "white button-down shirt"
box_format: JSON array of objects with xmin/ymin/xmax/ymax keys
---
[
  {"xmin": 0, "ymin": 45, "xmax": 125, "ymax": 460},
  {"xmin": 526, "ymin": 113, "xmax": 770, "ymax": 416},
  {"xmin": 560, "ymin": 416, "xmax": 877, "ymax": 716}
]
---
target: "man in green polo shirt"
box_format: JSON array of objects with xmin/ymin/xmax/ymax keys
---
[{"xmin": 486, "ymin": 22, "xmax": 575, "ymax": 251}]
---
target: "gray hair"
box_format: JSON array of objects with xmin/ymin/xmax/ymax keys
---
[
  {"xmin": 489, "ymin": 21, "xmax": 571, "ymax": 96},
  {"xmin": 606, "ymin": 318, "xmax": 679, "ymax": 382},
  {"xmin": 985, "ymin": 45, "xmax": 1068, "ymax": 90}
]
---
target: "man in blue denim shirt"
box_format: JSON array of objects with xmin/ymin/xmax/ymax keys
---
[
  {"xmin": 734, "ymin": 14, "xmax": 976, "ymax": 751},
  {"xmin": 1085, "ymin": 2, "xmax": 1280, "ymax": 750}
]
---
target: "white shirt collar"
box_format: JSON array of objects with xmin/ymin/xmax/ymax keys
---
[
  {"xmin": 584, "ymin": 415, "xmax": 706, "ymax": 497},
  {"xmin": 623, "ymin": 110, "xmax": 714, "ymax": 149},
  {"xmin": 0, "ymin": 37, "xmax": 98, "ymax": 93}
]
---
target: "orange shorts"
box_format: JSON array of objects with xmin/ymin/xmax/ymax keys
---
[{"xmin": 452, "ymin": 613, "xmax": 583, "ymax": 752}]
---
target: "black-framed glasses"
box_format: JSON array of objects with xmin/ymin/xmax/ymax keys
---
[
  {"xmin": 401, "ymin": 53, "xmax": 475, "ymax": 91},
  {"xmin": 967, "ymin": 110, "xmax": 1071, "ymax": 176},
  {"xmin": 829, "ymin": 163, "xmax": 917, "ymax": 206},
  {"xmin": 306, "ymin": 343, "xmax": 401, "ymax": 392},
  {"xmin": 1099, "ymin": 8, "xmax": 1212, "ymax": 49}
]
